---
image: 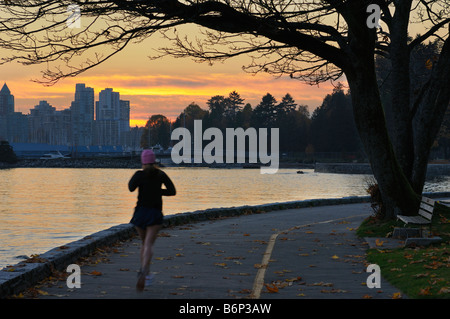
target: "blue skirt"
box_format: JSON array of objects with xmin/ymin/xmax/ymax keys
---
[{"xmin": 130, "ymin": 206, "xmax": 164, "ymax": 228}]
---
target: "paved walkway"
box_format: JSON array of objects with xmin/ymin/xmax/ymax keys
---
[{"xmin": 25, "ymin": 202, "xmax": 404, "ymax": 300}]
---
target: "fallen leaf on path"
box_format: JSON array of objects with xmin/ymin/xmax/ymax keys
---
[
  {"xmin": 331, "ymin": 255, "xmax": 339, "ymax": 260},
  {"xmin": 312, "ymin": 282, "xmax": 333, "ymax": 287},
  {"xmin": 254, "ymin": 263, "xmax": 267, "ymax": 269},
  {"xmin": 214, "ymin": 263, "xmax": 227, "ymax": 267},
  {"xmin": 418, "ymin": 287, "xmax": 432, "ymax": 296},
  {"xmin": 89, "ymin": 271, "xmax": 102, "ymax": 276},
  {"xmin": 265, "ymin": 284, "xmax": 279, "ymax": 293},
  {"xmin": 375, "ymin": 239, "xmax": 384, "ymax": 247},
  {"xmin": 158, "ymin": 232, "xmax": 171, "ymax": 237},
  {"xmin": 391, "ymin": 292, "xmax": 402, "ymax": 299},
  {"xmin": 239, "ymin": 289, "xmax": 252, "ymax": 294},
  {"xmin": 285, "ymin": 277, "xmax": 302, "ymax": 282}
]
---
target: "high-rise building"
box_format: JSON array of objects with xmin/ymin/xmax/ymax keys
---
[
  {"xmin": 71, "ymin": 83, "xmax": 94, "ymax": 146},
  {"xmin": 0, "ymin": 83, "xmax": 14, "ymax": 116},
  {"xmin": 28, "ymin": 100, "xmax": 56, "ymax": 144},
  {"xmin": 0, "ymin": 83, "xmax": 15, "ymax": 141},
  {"xmin": 6, "ymin": 112, "xmax": 28, "ymax": 143},
  {"xmin": 94, "ymin": 88, "xmax": 130, "ymax": 146},
  {"xmin": 28, "ymin": 100, "xmax": 72, "ymax": 145},
  {"xmin": 119, "ymin": 99, "xmax": 130, "ymax": 146},
  {"xmin": 97, "ymin": 88, "xmax": 120, "ymax": 120}
]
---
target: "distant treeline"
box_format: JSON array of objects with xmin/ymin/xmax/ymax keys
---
[
  {"xmin": 141, "ymin": 83, "xmax": 450, "ymax": 161},
  {"xmin": 141, "ymin": 84, "xmax": 362, "ymax": 159}
]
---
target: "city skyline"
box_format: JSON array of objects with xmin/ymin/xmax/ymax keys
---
[
  {"xmin": 0, "ymin": 82, "xmax": 138, "ymax": 148},
  {"xmin": 3, "ymin": 74, "xmax": 336, "ymax": 129}
]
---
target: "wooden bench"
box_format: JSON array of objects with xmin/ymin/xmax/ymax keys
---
[{"xmin": 397, "ymin": 197, "xmax": 435, "ymax": 236}]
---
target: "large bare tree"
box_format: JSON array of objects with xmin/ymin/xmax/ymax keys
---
[{"xmin": 0, "ymin": 0, "xmax": 449, "ymax": 219}]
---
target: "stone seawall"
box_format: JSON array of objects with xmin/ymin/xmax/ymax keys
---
[{"xmin": 314, "ymin": 163, "xmax": 450, "ymax": 176}]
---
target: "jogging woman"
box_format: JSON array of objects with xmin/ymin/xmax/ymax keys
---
[{"xmin": 128, "ymin": 149, "xmax": 176, "ymax": 292}]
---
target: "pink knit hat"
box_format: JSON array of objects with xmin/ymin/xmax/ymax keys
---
[{"xmin": 141, "ymin": 149, "xmax": 156, "ymax": 164}]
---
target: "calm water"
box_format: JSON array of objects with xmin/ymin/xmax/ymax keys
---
[{"xmin": 1, "ymin": 167, "xmax": 449, "ymax": 269}]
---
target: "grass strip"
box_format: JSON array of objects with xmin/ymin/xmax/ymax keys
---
[{"xmin": 357, "ymin": 202, "xmax": 450, "ymax": 299}]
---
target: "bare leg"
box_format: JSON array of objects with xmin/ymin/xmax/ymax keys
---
[
  {"xmin": 135, "ymin": 226, "xmax": 146, "ymax": 265},
  {"xmin": 136, "ymin": 224, "xmax": 161, "ymax": 291},
  {"xmin": 141, "ymin": 224, "xmax": 162, "ymax": 275}
]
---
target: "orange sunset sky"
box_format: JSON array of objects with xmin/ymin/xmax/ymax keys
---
[
  {"xmin": 0, "ymin": 31, "xmax": 336, "ymax": 128},
  {"xmin": 0, "ymin": 12, "xmax": 432, "ymax": 128}
]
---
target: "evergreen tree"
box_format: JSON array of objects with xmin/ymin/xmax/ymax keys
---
[
  {"xmin": 310, "ymin": 85, "xmax": 361, "ymax": 154},
  {"xmin": 224, "ymin": 91, "xmax": 245, "ymax": 124},
  {"xmin": 252, "ymin": 93, "xmax": 278, "ymax": 128},
  {"xmin": 277, "ymin": 93, "xmax": 297, "ymax": 117}
]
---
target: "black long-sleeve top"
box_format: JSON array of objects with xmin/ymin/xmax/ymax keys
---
[{"xmin": 128, "ymin": 168, "xmax": 176, "ymax": 211}]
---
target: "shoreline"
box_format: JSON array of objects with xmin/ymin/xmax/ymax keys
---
[
  {"xmin": 0, "ymin": 158, "xmax": 316, "ymax": 170},
  {"xmin": 2, "ymin": 191, "xmax": 450, "ymax": 298},
  {"xmin": 1, "ymin": 159, "xmax": 449, "ymax": 176}
]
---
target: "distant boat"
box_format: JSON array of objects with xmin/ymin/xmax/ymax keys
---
[{"xmin": 40, "ymin": 151, "xmax": 70, "ymax": 160}]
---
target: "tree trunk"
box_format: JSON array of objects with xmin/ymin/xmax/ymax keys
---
[
  {"xmin": 411, "ymin": 35, "xmax": 450, "ymax": 194},
  {"xmin": 387, "ymin": 2, "xmax": 414, "ymax": 180},
  {"xmin": 346, "ymin": 60, "xmax": 419, "ymax": 219}
]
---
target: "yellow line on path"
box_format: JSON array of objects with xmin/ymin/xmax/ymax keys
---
[{"xmin": 249, "ymin": 214, "xmax": 367, "ymax": 299}]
